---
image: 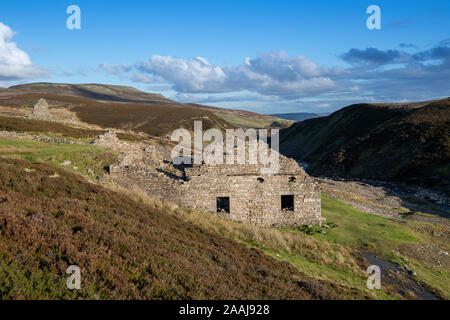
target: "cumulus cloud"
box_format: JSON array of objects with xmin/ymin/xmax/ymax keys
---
[
  {"xmin": 133, "ymin": 52, "xmax": 337, "ymax": 98},
  {"xmin": 171, "ymin": 92, "xmax": 277, "ymax": 104},
  {"xmin": 0, "ymin": 22, "xmax": 45, "ymax": 80},
  {"xmin": 98, "ymin": 63, "xmax": 133, "ymax": 75},
  {"xmin": 99, "ymin": 41, "xmax": 450, "ymax": 109},
  {"xmin": 341, "ymin": 45, "xmax": 450, "ymax": 68},
  {"xmin": 337, "ymin": 42, "xmax": 450, "ymax": 101},
  {"xmin": 245, "ymin": 52, "xmax": 323, "ymax": 79},
  {"xmin": 130, "ymin": 73, "xmax": 164, "ymax": 84},
  {"xmin": 341, "ymin": 48, "xmax": 410, "ymax": 67},
  {"xmin": 412, "ymin": 46, "xmax": 450, "ymax": 62},
  {"xmin": 138, "ymin": 56, "xmax": 227, "ymax": 92}
]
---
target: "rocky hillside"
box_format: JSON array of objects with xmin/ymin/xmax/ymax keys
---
[{"xmin": 280, "ymin": 98, "xmax": 450, "ymax": 193}]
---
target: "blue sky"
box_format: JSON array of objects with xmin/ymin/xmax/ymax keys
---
[{"xmin": 0, "ymin": 0, "xmax": 449, "ymax": 113}]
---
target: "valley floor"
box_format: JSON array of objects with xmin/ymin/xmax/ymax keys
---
[{"xmin": 318, "ymin": 178, "xmax": 449, "ymax": 224}]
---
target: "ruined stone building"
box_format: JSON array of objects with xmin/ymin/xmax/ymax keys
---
[
  {"xmin": 25, "ymin": 98, "xmax": 53, "ymax": 121},
  {"xmin": 180, "ymin": 159, "xmax": 323, "ymax": 226},
  {"xmin": 93, "ymin": 131, "xmax": 323, "ymax": 227}
]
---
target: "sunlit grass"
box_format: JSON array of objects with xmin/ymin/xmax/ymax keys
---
[
  {"xmin": 123, "ymin": 188, "xmax": 448, "ymax": 299},
  {"xmin": 0, "ymin": 139, "xmax": 117, "ymax": 178}
]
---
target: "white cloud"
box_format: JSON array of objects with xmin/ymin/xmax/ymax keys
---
[
  {"xmin": 99, "ymin": 41, "xmax": 450, "ymax": 109},
  {"xmin": 0, "ymin": 22, "xmax": 45, "ymax": 80},
  {"xmin": 138, "ymin": 55, "xmax": 227, "ymax": 93},
  {"xmin": 99, "ymin": 63, "xmax": 133, "ymax": 74},
  {"xmin": 134, "ymin": 51, "xmax": 336, "ymax": 97},
  {"xmin": 130, "ymin": 73, "xmax": 164, "ymax": 84}
]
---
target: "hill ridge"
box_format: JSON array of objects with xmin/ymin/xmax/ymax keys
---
[{"xmin": 280, "ymin": 97, "xmax": 450, "ymax": 193}]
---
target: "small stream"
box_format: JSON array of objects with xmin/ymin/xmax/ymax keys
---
[{"xmin": 363, "ymin": 253, "xmax": 439, "ymax": 300}]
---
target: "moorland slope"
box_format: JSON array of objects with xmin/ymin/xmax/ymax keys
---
[
  {"xmin": 280, "ymin": 98, "xmax": 450, "ymax": 193},
  {"xmin": 5, "ymin": 83, "xmax": 288, "ymax": 129},
  {"xmin": 0, "ymin": 157, "xmax": 342, "ymax": 299}
]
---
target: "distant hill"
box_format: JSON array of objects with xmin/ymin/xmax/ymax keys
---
[
  {"xmin": 7, "ymin": 82, "xmax": 288, "ymax": 129},
  {"xmin": 0, "ymin": 92, "xmax": 233, "ymax": 137},
  {"xmin": 190, "ymin": 103, "xmax": 294, "ymax": 129},
  {"xmin": 280, "ymin": 98, "xmax": 450, "ymax": 193},
  {"xmin": 271, "ymin": 112, "xmax": 328, "ymax": 121},
  {"xmin": 9, "ymin": 83, "xmax": 171, "ymax": 104}
]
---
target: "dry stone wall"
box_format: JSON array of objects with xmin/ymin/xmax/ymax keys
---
[
  {"xmin": 109, "ymin": 163, "xmax": 185, "ymax": 203},
  {"xmin": 0, "ymin": 130, "xmax": 85, "ymax": 145}
]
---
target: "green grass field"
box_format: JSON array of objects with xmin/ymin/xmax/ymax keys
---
[
  {"xmin": 0, "ymin": 139, "xmax": 117, "ymax": 179},
  {"xmin": 298, "ymin": 196, "xmax": 448, "ymax": 298},
  {"xmin": 314, "ymin": 195, "xmax": 421, "ymax": 249}
]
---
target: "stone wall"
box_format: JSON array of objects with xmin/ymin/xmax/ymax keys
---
[
  {"xmin": 0, "ymin": 130, "xmax": 84, "ymax": 145},
  {"xmin": 109, "ymin": 163, "xmax": 185, "ymax": 203}
]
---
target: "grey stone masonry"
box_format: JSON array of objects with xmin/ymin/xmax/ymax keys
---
[
  {"xmin": 95, "ymin": 131, "xmax": 323, "ymax": 227},
  {"xmin": 180, "ymin": 156, "xmax": 323, "ymax": 227},
  {"xmin": 26, "ymin": 98, "xmax": 53, "ymax": 121}
]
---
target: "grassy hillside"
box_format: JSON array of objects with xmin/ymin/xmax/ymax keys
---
[
  {"xmin": 0, "ymin": 139, "xmax": 117, "ymax": 179},
  {"xmin": 168, "ymin": 192, "xmax": 449, "ymax": 299},
  {"xmin": 0, "ymin": 116, "xmax": 141, "ymax": 141},
  {"xmin": 280, "ymin": 98, "xmax": 450, "ymax": 193},
  {"xmin": 0, "ymin": 137, "xmax": 447, "ymax": 299},
  {"xmin": 318, "ymin": 195, "xmax": 449, "ymax": 297},
  {"xmin": 0, "ymin": 93, "xmax": 234, "ymax": 137},
  {"xmin": 9, "ymin": 83, "xmax": 170, "ymax": 104},
  {"xmin": 6, "ymin": 82, "xmax": 290, "ymax": 130},
  {"xmin": 0, "ymin": 116, "xmax": 102, "ymax": 139},
  {"xmin": 187, "ymin": 103, "xmax": 293, "ymax": 129},
  {"xmin": 71, "ymin": 100, "xmax": 234, "ymax": 137},
  {"xmin": 0, "ymin": 156, "xmax": 345, "ymax": 299}
]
